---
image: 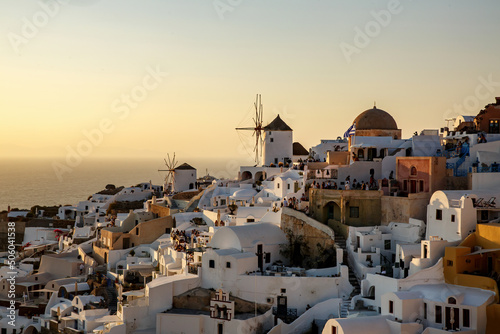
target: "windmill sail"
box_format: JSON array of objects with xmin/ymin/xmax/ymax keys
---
[{"xmin": 236, "ymin": 94, "xmax": 264, "ymax": 164}]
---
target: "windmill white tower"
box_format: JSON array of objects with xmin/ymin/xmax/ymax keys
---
[
  {"xmin": 236, "ymin": 94, "xmax": 264, "ymax": 164},
  {"xmin": 158, "ymin": 153, "xmax": 178, "ymax": 194}
]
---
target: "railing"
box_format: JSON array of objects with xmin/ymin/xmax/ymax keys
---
[
  {"xmin": 470, "ymin": 165, "xmax": 500, "ymax": 173},
  {"xmin": 447, "ymin": 154, "xmax": 469, "ymax": 177},
  {"xmin": 272, "ymin": 307, "xmax": 298, "ymax": 324}
]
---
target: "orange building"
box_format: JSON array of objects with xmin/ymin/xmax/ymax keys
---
[
  {"xmin": 395, "ymin": 156, "xmax": 447, "ymax": 194},
  {"xmin": 443, "ymin": 222, "xmax": 500, "ymax": 333},
  {"xmin": 475, "ymin": 97, "xmax": 500, "ymax": 134}
]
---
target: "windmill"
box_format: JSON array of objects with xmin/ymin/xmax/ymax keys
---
[
  {"xmin": 236, "ymin": 94, "xmax": 264, "ymax": 164},
  {"xmin": 158, "ymin": 153, "xmax": 178, "ymax": 193}
]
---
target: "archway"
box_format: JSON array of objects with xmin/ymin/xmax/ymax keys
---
[
  {"xmin": 323, "ymin": 201, "xmax": 341, "ymax": 221},
  {"xmin": 241, "ymin": 171, "xmax": 252, "ymax": 181},
  {"xmin": 255, "ymin": 171, "xmax": 266, "ymax": 182},
  {"xmin": 24, "ymin": 325, "xmax": 39, "ymax": 334}
]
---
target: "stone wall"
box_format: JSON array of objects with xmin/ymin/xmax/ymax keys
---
[
  {"xmin": 281, "ymin": 208, "xmax": 336, "ymax": 268},
  {"xmin": 381, "ymin": 193, "xmax": 430, "ymax": 225},
  {"xmin": 150, "ymin": 204, "xmax": 171, "ymax": 218},
  {"xmin": 309, "ymin": 188, "xmax": 383, "ymax": 226}
]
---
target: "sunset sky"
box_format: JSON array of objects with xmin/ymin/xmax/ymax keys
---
[{"xmin": 1, "ymin": 0, "xmax": 500, "ymax": 165}]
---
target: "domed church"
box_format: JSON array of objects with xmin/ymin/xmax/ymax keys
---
[{"xmin": 352, "ymin": 105, "xmax": 401, "ymax": 139}]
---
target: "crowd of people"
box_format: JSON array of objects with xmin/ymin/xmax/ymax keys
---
[
  {"xmin": 309, "ymin": 176, "xmax": 378, "ymax": 191},
  {"xmin": 171, "ymin": 229, "xmax": 201, "ymax": 252},
  {"xmin": 282, "ymin": 197, "xmax": 300, "ymax": 210}
]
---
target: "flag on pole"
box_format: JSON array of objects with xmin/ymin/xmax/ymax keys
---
[{"xmin": 343, "ymin": 122, "xmax": 356, "ymax": 138}]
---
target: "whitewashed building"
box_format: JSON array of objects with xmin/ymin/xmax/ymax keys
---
[
  {"xmin": 262, "ymin": 115, "xmax": 293, "ymax": 166},
  {"xmin": 174, "ymin": 163, "xmax": 197, "ymax": 192}
]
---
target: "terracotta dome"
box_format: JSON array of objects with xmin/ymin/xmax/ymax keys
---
[{"xmin": 353, "ymin": 107, "xmax": 398, "ymax": 130}]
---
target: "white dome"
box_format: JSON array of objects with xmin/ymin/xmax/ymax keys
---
[{"xmin": 230, "ymin": 188, "xmax": 257, "ymax": 201}]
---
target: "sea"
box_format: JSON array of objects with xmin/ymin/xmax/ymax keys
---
[{"xmin": 0, "ymin": 157, "xmax": 243, "ymax": 211}]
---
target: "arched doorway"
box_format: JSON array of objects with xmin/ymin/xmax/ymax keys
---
[
  {"xmin": 241, "ymin": 171, "xmax": 252, "ymax": 181},
  {"xmin": 24, "ymin": 326, "xmax": 39, "ymax": 334},
  {"xmin": 255, "ymin": 171, "xmax": 266, "ymax": 182},
  {"xmin": 323, "ymin": 201, "xmax": 341, "ymax": 221}
]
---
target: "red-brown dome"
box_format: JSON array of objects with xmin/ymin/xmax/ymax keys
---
[{"xmin": 353, "ymin": 107, "xmax": 398, "ymax": 130}]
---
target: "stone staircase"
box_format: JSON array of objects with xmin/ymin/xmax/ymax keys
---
[{"xmin": 335, "ymin": 234, "xmax": 360, "ymax": 318}]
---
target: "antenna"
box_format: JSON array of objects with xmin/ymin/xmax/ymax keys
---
[{"xmin": 235, "ymin": 94, "xmax": 264, "ymax": 164}]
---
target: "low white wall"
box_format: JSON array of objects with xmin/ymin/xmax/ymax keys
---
[
  {"xmin": 202, "ymin": 272, "xmax": 352, "ymax": 316},
  {"xmin": 268, "ymin": 298, "xmax": 342, "ymax": 334}
]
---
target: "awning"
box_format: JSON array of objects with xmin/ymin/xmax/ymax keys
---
[
  {"xmin": 16, "ymin": 282, "xmax": 39, "ymax": 287},
  {"xmin": 30, "ymin": 288, "xmax": 56, "ymax": 292},
  {"xmin": 467, "ymin": 248, "xmax": 500, "ymax": 256},
  {"xmin": 131, "ymin": 268, "xmax": 153, "ymax": 277}
]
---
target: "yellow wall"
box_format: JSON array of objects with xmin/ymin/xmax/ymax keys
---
[
  {"xmin": 444, "ymin": 224, "xmax": 500, "ymax": 304},
  {"xmin": 475, "ymin": 223, "xmax": 500, "ymax": 249}
]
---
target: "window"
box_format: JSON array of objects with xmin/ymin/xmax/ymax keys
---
[
  {"xmin": 451, "ymin": 215, "xmax": 455, "ymax": 222},
  {"xmin": 448, "ymin": 297, "xmax": 456, "ymax": 304},
  {"xmin": 389, "ymin": 300, "xmax": 394, "ymax": 314},
  {"xmin": 384, "ymin": 240, "xmax": 391, "ymax": 250},
  {"xmin": 277, "ymin": 183, "xmax": 280, "ymax": 189},
  {"xmin": 332, "ymin": 326, "xmax": 337, "ymax": 334},
  {"xmin": 209, "ymin": 260, "xmax": 215, "ymax": 268},
  {"xmin": 165, "ymin": 228, "xmax": 171, "ymax": 234},
  {"xmin": 281, "ymin": 288, "xmax": 286, "ymax": 293},
  {"xmin": 246, "ymin": 218, "xmax": 255, "ymax": 222},
  {"xmin": 463, "ymin": 308, "xmax": 470, "ymax": 327},
  {"xmin": 366, "ymin": 255, "xmax": 371, "ymax": 261},
  {"xmin": 226, "ymin": 262, "xmax": 231, "ymax": 268},
  {"xmin": 218, "ymin": 323, "xmax": 224, "ymax": 334},
  {"xmin": 447, "ymin": 260, "xmax": 453, "ymax": 267},
  {"xmin": 358, "ymin": 149, "xmax": 364, "ymax": 159},
  {"xmin": 489, "ymin": 119, "xmax": 499, "ymax": 134},
  {"xmin": 221, "ymin": 199, "xmax": 226, "ymax": 205},
  {"xmin": 136, "ymin": 228, "xmax": 139, "ymax": 235},
  {"xmin": 481, "ymin": 210, "xmax": 489, "ymax": 221},
  {"xmin": 274, "ymin": 158, "xmax": 278, "ymax": 164},
  {"xmin": 287, "ymin": 184, "xmax": 290, "ymax": 189},
  {"xmin": 270, "ymin": 138, "xmax": 274, "ymax": 142},
  {"xmin": 436, "ymin": 209, "xmax": 442, "ymax": 220},
  {"xmin": 435, "ymin": 305, "xmax": 442, "ymax": 323},
  {"xmin": 265, "ymin": 253, "xmax": 271, "ymax": 263},
  {"xmin": 424, "ymin": 303, "xmax": 427, "ymax": 319},
  {"xmin": 419, "ymin": 180, "xmax": 424, "ymax": 192},
  {"xmin": 410, "ymin": 166, "xmax": 417, "ymax": 176},
  {"xmin": 349, "ymin": 206, "xmax": 359, "ymax": 218}
]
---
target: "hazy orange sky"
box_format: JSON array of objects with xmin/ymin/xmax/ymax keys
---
[{"xmin": 1, "ymin": 0, "xmax": 500, "ymax": 165}]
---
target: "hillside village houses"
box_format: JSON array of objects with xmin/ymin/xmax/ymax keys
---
[{"xmin": 5, "ymin": 97, "xmax": 500, "ymax": 334}]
